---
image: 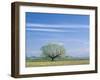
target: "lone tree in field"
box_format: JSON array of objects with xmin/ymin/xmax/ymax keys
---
[{"xmin": 41, "ymin": 43, "xmax": 65, "ymax": 61}]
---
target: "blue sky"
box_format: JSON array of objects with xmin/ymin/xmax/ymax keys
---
[{"xmin": 25, "ymin": 12, "xmax": 90, "ymax": 58}]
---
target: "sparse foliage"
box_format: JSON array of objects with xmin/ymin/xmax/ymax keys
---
[{"xmin": 41, "ymin": 43, "xmax": 66, "ymax": 61}]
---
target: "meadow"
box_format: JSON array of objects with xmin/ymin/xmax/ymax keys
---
[{"xmin": 26, "ymin": 58, "xmax": 89, "ymax": 67}]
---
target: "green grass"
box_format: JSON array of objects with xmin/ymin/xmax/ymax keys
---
[{"xmin": 26, "ymin": 59, "xmax": 89, "ymax": 67}]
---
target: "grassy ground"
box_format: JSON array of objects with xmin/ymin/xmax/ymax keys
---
[{"xmin": 26, "ymin": 59, "xmax": 89, "ymax": 67}]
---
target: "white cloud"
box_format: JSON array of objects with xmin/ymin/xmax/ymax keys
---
[
  {"xmin": 26, "ymin": 28, "xmax": 77, "ymax": 32},
  {"xmin": 26, "ymin": 23, "xmax": 89, "ymax": 29}
]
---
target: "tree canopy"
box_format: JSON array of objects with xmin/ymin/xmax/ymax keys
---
[{"xmin": 41, "ymin": 43, "xmax": 66, "ymax": 61}]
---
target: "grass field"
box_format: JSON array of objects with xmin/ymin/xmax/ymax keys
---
[{"xmin": 26, "ymin": 59, "xmax": 89, "ymax": 67}]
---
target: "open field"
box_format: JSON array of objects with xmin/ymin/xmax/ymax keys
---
[{"xmin": 26, "ymin": 59, "xmax": 89, "ymax": 67}]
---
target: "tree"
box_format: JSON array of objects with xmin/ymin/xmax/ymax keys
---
[{"xmin": 41, "ymin": 43, "xmax": 65, "ymax": 61}]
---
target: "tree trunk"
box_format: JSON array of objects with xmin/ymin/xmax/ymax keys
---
[{"xmin": 51, "ymin": 57, "xmax": 55, "ymax": 61}]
